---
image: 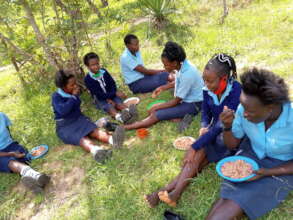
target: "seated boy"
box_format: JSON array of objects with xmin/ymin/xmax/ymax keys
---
[
  {"xmin": 84, "ymin": 52, "xmax": 137, "ymax": 124},
  {"xmin": 0, "ymin": 112, "xmax": 50, "ymax": 193},
  {"xmin": 120, "ymin": 34, "xmax": 171, "ymax": 94}
]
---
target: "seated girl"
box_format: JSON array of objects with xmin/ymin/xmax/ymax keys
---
[
  {"xmin": 124, "ymin": 41, "xmax": 204, "ymax": 130},
  {"xmin": 84, "ymin": 52, "xmax": 137, "ymax": 124},
  {"xmin": 145, "ymin": 54, "xmax": 242, "ymax": 207},
  {"xmin": 51, "ymin": 70, "xmax": 125, "ymax": 163},
  {"xmin": 207, "ymin": 68, "xmax": 293, "ymax": 220},
  {"xmin": 0, "ymin": 112, "xmax": 50, "ymax": 193}
]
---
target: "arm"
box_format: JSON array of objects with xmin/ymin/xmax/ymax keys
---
[
  {"xmin": 152, "ymin": 81, "xmax": 175, "ymax": 98},
  {"xmin": 104, "ymin": 71, "xmax": 117, "ymax": 98},
  {"xmin": 0, "ymin": 152, "xmax": 25, "ymax": 158},
  {"xmin": 134, "ymin": 65, "xmax": 164, "ymax": 75},
  {"xmin": 52, "ymin": 94, "xmax": 80, "ymax": 117},
  {"xmin": 201, "ymin": 92, "xmax": 212, "ymax": 128},
  {"xmin": 149, "ymin": 97, "xmax": 181, "ymax": 113}
]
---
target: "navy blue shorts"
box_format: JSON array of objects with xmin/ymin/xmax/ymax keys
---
[
  {"xmin": 95, "ymin": 96, "xmax": 123, "ymax": 112},
  {"xmin": 128, "ymin": 72, "xmax": 169, "ymax": 94},
  {"xmin": 220, "ymin": 137, "xmax": 293, "ymax": 220},
  {"xmin": 56, "ymin": 115, "xmax": 97, "ymax": 146},
  {"xmin": 155, "ymin": 101, "xmax": 202, "ymax": 121},
  {"xmin": 0, "ymin": 142, "xmax": 30, "ymax": 173}
]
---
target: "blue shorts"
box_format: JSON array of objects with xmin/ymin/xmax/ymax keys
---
[
  {"xmin": 95, "ymin": 96, "xmax": 123, "ymax": 112},
  {"xmin": 0, "ymin": 142, "xmax": 30, "ymax": 173},
  {"xmin": 155, "ymin": 101, "xmax": 202, "ymax": 121},
  {"xmin": 220, "ymin": 137, "xmax": 293, "ymax": 220},
  {"xmin": 128, "ymin": 72, "xmax": 169, "ymax": 94}
]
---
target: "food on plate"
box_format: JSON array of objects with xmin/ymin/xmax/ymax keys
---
[
  {"xmin": 174, "ymin": 137, "xmax": 195, "ymax": 150},
  {"xmin": 31, "ymin": 146, "xmax": 46, "ymax": 156},
  {"xmin": 221, "ymin": 159, "xmax": 253, "ymax": 179}
]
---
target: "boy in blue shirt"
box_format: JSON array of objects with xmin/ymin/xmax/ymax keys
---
[
  {"xmin": 120, "ymin": 34, "xmax": 170, "ymax": 94},
  {"xmin": 84, "ymin": 52, "xmax": 137, "ymax": 124},
  {"xmin": 207, "ymin": 68, "xmax": 293, "ymax": 220},
  {"xmin": 0, "ymin": 112, "xmax": 50, "ymax": 193}
]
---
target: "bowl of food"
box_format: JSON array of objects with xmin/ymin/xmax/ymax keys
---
[
  {"xmin": 28, "ymin": 144, "xmax": 49, "ymax": 160},
  {"xmin": 123, "ymin": 97, "xmax": 140, "ymax": 107},
  {"xmin": 136, "ymin": 128, "xmax": 149, "ymax": 139},
  {"xmin": 147, "ymin": 100, "xmax": 166, "ymax": 110},
  {"xmin": 173, "ymin": 136, "xmax": 195, "ymax": 150},
  {"xmin": 216, "ymin": 156, "xmax": 259, "ymax": 182}
]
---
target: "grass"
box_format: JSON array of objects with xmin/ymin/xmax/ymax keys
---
[{"xmin": 0, "ymin": 0, "xmax": 293, "ymax": 219}]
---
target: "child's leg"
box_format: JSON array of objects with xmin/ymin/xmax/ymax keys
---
[
  {"xmin": 88, "ymin": 128, "xmax": 111, "ymax": 143},
  {"xmin": 158, "ymin": 149, "xmax": 208, "ymax": 206},
  {"xmin": 123, "ymin": 112, "xmax": 159, "ymax": 130},
  {"xmin": 79, "ymin": 136, "xmax": 112, "ymax": 162},
  {"xmin": 8, "ymin": 160, "xmax": 50, "ymax": 193}
]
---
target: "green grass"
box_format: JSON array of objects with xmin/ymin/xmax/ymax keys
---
[{"xmin": 0, "ymin": 0, "xmax": 293, "ymax": 219}]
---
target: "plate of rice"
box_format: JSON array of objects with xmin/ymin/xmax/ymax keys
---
[{"xmin": 173, "ymin": 136, "xmax": 195, "ymax": 150}]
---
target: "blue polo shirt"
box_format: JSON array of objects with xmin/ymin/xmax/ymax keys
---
[
  {"xmin": 0, "ymin": 112, "xmax": 13, "ymax": 150},
  {"xmin": 232, "ymin": 102, "xmax": 293, "ymax": 161},
  {"xmin": 120, "ymin": 48, "xmax": 144, "ymax": 84},
  {"xmin": 174, "ymin": 59, "xmax": 204, "ymax": 103}
]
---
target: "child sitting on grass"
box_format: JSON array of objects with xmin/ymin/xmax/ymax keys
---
[
  {"xmin": 145, "ymin": 54, "xmax": 241, "ymax": 208},
  {"xmin": 0, "ymin": 112, "xmax": 50, "ymax": 193},
  {"xmin": 123, "ymin": 41, "xmax": 204, "ymax": 131},
  {"xmin": 51, "ymin": 70, "xmax": 125, "ymax": 163},
  {"xmin": 84, "ymin": 52, "xmax": 137, "ymax": 124}
]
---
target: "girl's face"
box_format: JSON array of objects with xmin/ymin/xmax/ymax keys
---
[
  {"xmin": 127, "ymin": 38, "xmax": 139, "ymax": 53},
  {"xmin": 63, "ymin": 77, "xmax": 77, "ymax": 94},
  {"xmin": 87, "ymin": 58, "xmax": 100, "ymax": 74},
  {"xmin": 203, "ymin": 68, "xmax": 221, "ymax": 92},
  {"xmin": 161, "ymin": 57, "xmax": 180, "ymax": 72}
]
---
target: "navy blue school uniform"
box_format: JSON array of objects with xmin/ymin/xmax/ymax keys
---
[
  {"xmin": 51, "ymin": 89, "xmax": 97, "ymax": 146},
  {"xmin": 192, "ymin": 80, "xmax": 242, "ymax": 162},
  {"xmin": 0, "ymin": 112, "xmax": 30, "ymax": 173},
  {"xmin": 84, "ymin": 68, "xmax": 123, "ymax": 112},
  {"xmin": 220, "ymin": 102, "xmax": 293, "ymax": 219}
]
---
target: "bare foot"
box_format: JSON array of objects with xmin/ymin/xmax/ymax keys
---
[
  {"xmin": 158, "ymin": 191, "xmax": 177, "ymax": 207},
  {"xmin": 144, "ymin": 192, "xmax": 160, "ymax": 208}
]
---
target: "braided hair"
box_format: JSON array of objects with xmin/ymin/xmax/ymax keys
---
[
  {"xmin": 205, "ymin": 53, "xmax": 237, "ymax": 79},
  {"xmin": 161, "ymin": 41, "xmax": 186, "ymax": 63}
]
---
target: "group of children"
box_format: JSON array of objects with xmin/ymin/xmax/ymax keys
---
[{"xmin": 1, "ymin": 33, "xmax": 292, "ymax": 220}]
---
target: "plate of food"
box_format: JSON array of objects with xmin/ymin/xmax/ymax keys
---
[
  {"xmin": 173, "ymin": 136, "xmax": 195, "ymax": 150},
  {"xmin": 123, "ymin": 97, "xmax": 140, "ymax": 107},
  {"xmin": 147, "ymin": 100, "xmax": 166, "ymax": 110},
  {"xmin": 27, "ymin": 144, "xmax": 49, "ymax": 160},
  {"xmin": 216, "ymin": 156, "xmax": 259, "ymax": 182}
]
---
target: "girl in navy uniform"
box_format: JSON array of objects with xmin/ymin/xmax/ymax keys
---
[
  {"xmin": 0, "ymin": 112, "xmax": 50, "ymax": 193},
  {"xmin": 84, "ymin": 52, "xmax": 137, "ymax": 124},
  {"xmin": 145, "ymin": 54, "xmax": 242, "ymax": 207},
  {"xmin": 52, "ymin": 70, "xmax": 125, "ymax": 163},
  {"xmin": 124, "ymin": 41, "xmax": 204, "ymax": 130}
]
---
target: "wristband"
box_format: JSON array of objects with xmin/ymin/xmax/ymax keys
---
[{"xmin": 223, "ymin": 127, "xmax": 232, "ymax": 131}]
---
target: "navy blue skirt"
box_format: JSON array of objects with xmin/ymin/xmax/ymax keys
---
[
  {"xmin": 56, "ymin": 115, "xmax": 97, "ymax": 146},
  {"xmin": 204, "ymin": 133, "xmax": 235, "ymax": 163},
  {"xmin": 0, "ymin": 142, "xmax": 30, "ymax": 173},
  {"xmin": 220, "ymin": 137, "xmax": 293, "ymax": 220}
]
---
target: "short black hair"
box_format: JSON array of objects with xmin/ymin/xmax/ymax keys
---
[
  {"xmin": 205, "ymin": 53, "xmax": 237, "ymax": 79},
  {"xmin": 83, "ymin": 52, "xmax": 99, "ymax": 66},
  {"xmin": 55, "ymin": 70, "xmax": 74, "ymax": 88},
  {"xmin": 161, "ymin": 41, "xmax": 186, "ymax": 63},
  {"xmin": 124, "ymin": 34, "xmax": 138, "ymax": 45},
  {"xmin": 241, "ymin": 68, "xmax": 289, "ymax": 105}
]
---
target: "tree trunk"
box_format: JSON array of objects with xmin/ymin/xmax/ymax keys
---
[
  {"xmin": 86, "ymin": 0, "xmax": 102, "ymax": 18},
  {"xmin": 19, "ymin": 0, "xmax": 62, "ymax": 70},
  {"xmin": 221, "ymin": 0, "xmax": 229, "ymax": 24}
]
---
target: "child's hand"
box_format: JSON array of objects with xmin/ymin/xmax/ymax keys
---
[
  {"xmin": 10, "ymin": 152, "xmax": 25, "ymax": 158},
  {"xmin": 147, "ymin": 104, "xmax": 161, "ymax": 114},
  {"xmin": 72, "ymin": 86, "xmax": 80, "ymax": 95},
  {"xmin": 220, "ymin": 105, "xmax": 235, "ymax": 128},
  {"xmin": 199, "ymin": 127, "xmax": 209, "ymax": 137},
  {"xmin": 151, "ymin": 87, "xmax": 163, "ymax": 98}
]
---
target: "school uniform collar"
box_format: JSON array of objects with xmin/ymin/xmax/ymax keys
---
[
  {"xmin": 57, "ymin": 88, "xmax": 75, "ymax": 98},
  {"xmin": 126, "ymin": 48, "xmax": 139, "ymax": 58},
  {"xmin": 203, "ymin": 79, "xmax": 234, "ymax": 106},
  {"xmin": 89, "ymin": 69, "xmax": 106, "ymax": 81}
]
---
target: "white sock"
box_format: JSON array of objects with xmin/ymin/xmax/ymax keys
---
[
  {"xmin": 109, "ymin": 136, "xmax": 113, "ymax": 145},
  {"xmin": 115, "ymin": 113, "xmax": 123, "ymax": 123},
  {"xmin": 90, "ymin": 145, "xmax": 103, "ymax": 155},
  {"xmin": 20, "ymin": 166, "xmax": 41, "ymax": 179}
]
